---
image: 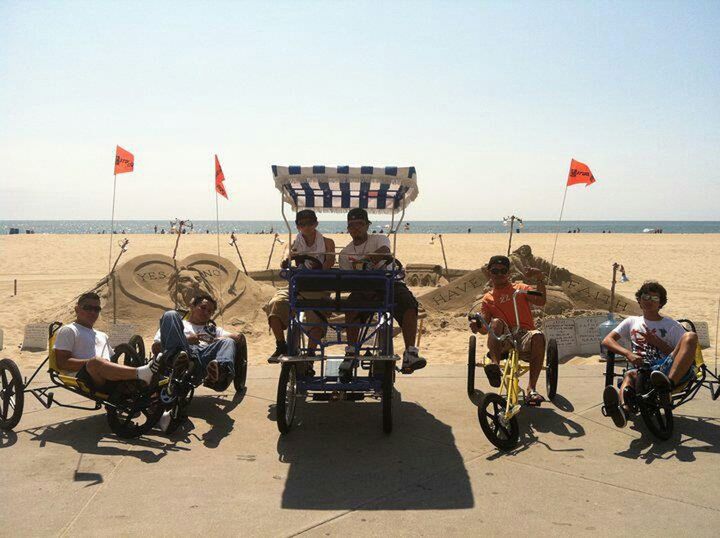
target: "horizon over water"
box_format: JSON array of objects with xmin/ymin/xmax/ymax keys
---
[{"xmin": 1, "ymin": 220, "xmax": 719, "ymax": 235}]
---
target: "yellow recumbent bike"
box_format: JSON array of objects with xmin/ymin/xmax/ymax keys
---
[
  {"xmin": 466, "ymin": 289, "xmax": 559, "ymax": 450},
  {"xmin": 0, "ymin": 322, "xmax": 169, "ymax": 438}
]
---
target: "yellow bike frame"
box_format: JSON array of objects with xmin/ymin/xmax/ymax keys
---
[{"xmin": 497, "ymin": 347, "xmax": 530, "ymax": 421}]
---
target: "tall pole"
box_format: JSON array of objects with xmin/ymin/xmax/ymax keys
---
[
  {"xmin": 507, "ymin": 215, "xmax": 515, "ymax": 256},
  {"xmin": 108, "ymin": 173, "xmax": 118, "ymax": 275},
  {"xmin": 438, "ymin": 233, "xmax": 449, "ymax": 276},
  {"xmin": 547, "ymin": 185, "xmax": 569, "ymax": 283}
]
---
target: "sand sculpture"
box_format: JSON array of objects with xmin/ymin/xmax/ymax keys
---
[{"xmin": 419, "ymin": 245, "xmax": 641, "ymax": 317}]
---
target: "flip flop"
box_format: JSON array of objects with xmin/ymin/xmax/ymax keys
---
[
  {"xmin": 484, "ymin": 363, "xmax": 502, "ymax": 388},
  {"xmin": 525, "ymin": 389, "xmax": 545, "ymax": 407}
]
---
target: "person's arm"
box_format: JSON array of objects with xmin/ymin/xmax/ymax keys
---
[
  {"xmin": 602, "ymin": 331, "xmax": 641, "ymax": 365},
  {"xmin": 323, "ymin": 237, "xmax": 336, "ymax": 269},
  {"xmin": 470, "ymin": 299, "xmax": 491, "ymax": 335},
  {"xmin": 523, "ymin": 268, "xmax": 546, "ymax": 306},
  {"xmin": 638, "ymin": 324, "xmax": 674, "ymax": 355},
  {"xmin": 54, "ymin": 349, "xmax": 88, "ymax": 372}
]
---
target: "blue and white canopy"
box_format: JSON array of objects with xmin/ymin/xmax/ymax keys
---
[{"xmin": 272, "ymin": 165, "xmax": 419, "ymax": 214}]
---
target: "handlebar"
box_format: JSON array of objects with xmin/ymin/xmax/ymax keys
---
[{"xmin": 467, "ymin": 287, "xmax": 543, "ymax": 340}]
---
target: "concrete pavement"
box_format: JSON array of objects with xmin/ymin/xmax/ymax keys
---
[{"xmin": 1, "ymin": 362, "xmax": 719, "ymax": 536}]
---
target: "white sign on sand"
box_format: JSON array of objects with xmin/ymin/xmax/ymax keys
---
[
  {"xmin": 574, "ymin": 315, "xmax": 608, "ymax": 355},
  {"xmin": 542, "ymin": 318, "xmax": 578, "ymax": 359},
  {"xmin": 693, "ymin": 321, "xmax": 711, "ymax": 350},
  {"xmin": 22, "ymin": 323, "xmax": 50, "ymax": 351},
  {"xmin": 108, "ymin": 323, "xmax": 137, "ymax": 348}
]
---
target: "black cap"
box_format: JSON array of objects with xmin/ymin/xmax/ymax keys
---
[
  {"xmin": 295, "ymin": 209, "xmax": 317, "ymax": 224},
  {"xmin": 347, "ymin": 208, "xmax": 371, "ymax": 224},
  {"xmin": 488, "ymin": 255, "xmax": 510, "ymax": 268}
]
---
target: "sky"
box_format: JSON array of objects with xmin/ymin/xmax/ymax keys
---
[{"xmin": 1, "ymin": 0, "xmax": 719, "ymax": 221}]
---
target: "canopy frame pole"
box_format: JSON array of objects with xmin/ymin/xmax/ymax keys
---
[
  {"xmin": 280, "ymin": 192, "xmax": 292, "ymax": 266},
  {"xmin": 391, "ymin": 198, "xmax": 407, "ymax": 259}
]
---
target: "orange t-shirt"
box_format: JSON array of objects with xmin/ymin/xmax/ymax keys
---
[{"xmin": 480, "ymin": 282, "xmax": 536, "ymax": 330}]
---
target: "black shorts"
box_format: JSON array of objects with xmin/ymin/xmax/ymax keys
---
[
  {"xmin": 76, "ymin": 363, "xmax": 122, "ymax": 396},
  {"xmin": 348, "ymin": 281, "xmax": 419, "ymax": 326}
]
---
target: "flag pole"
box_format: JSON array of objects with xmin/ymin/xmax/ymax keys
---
[
  {"xmin": 547, "ymin": 184, "xmax": 568, "ymax": 279},
  {"xmin": 215, "ymin": 187, "xmax": 225, "ymax": 327},
  {"xmin": 108, "ymin": 173, "xmax": 118, "ymax": 275}
]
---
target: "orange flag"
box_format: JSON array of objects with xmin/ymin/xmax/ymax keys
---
[
  {"xmin": 114, "ymin": 146, "xmax": 134, "ymax": 175},
  {"xmin": 567, "ymin": 159, "xmax": 596, "ymax": 187},
  {"xmin": 215, "ymin": 154, "xmax": 228, "ymax": 199}
]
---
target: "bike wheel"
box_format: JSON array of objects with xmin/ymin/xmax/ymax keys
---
[
  {"xmin": 545, "ymin": 338, "xmax": 559, "ymax": 401},
  {"xmin": 233, "ymin": 333, "xmax": 248, "ymax": 392},
  {"xmin": 0, "ymin": 358, "xmax": 24, "ymax": 431},
  {"xmin": 106, "ymin": 398, "xmax": 164, "ymax": 439},
  {"xmin": 640, "ymin": 400, "xmax": 674, "ymax": 441},
  {"xmin": 467, "ymin": 335, "xmax": 477, "ymax": 399},
  {"xmin": 128, "ymin": 335, "xmax": 147, "ymax": 366},
  {"xmin": 276, "ymin": 363, "xmax": 297, "ymax": 434},
  {"xmin": 110, "ymin": 343, "xmax": 138, "ymax": 367},
  {"xmin": 382, "ymin": 360, "xmax": 394, "ymax": 434},
  {"xmin": 478, "ymin": 392, "xmax": 519, "ymax": 450}
]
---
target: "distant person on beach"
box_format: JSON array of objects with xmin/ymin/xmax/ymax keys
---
[
  {"xmin": 601, "ymin": 281, "xmax": 697, "ymax": 428},
  {"xmin": 469, "ymin": 255, "xmax": 547, "ymax": 405},
  {"xmin": 264, "ymin": 209, "xmax": 335, "ymax": 361},
  {"xmin": 338, "ymin": 208, "xmax": 425, "ymax": 380},
  {"xmin": 154, "ymin": 225, "xmax": 158, "ymax": 234},
  {"xmin": 53, "ymin": 292, "xmax": 164, "ymax": 394},
  {"xmin": 468, "ymin": 228, "xmax": 471, "ymax": 233},
  {"xmin": 151, "ymin": 293, "xmax": 241, "ymax": 391},
  {"xmin": 160, "ymin": 228, "xmax": 165, "ymax": 234}
]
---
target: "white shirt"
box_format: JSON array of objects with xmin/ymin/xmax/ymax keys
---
[
  {"xmin": 339, "ymin": 234, "xmax": 392, "ymax": 270},
  {"xmin": 153, "ymin": 319, "xmax": 231, "ymax": 349},
  {"xmin": 291, "ymin": 231, "xmax": 326, "ymax": 268},
  {"xmin": 54, "ymin": 322, "xmax": 113, "ymax": 361},
  {"xmin": 611, "ymin": 315, "xmax": 686, "ymax": 363}
]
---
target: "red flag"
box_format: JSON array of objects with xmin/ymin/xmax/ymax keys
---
[
  {"xmin": 567, "ymin": 159, "xmax": 596, "ymax": 187},
  {"xmin": 114, "ymin": 146, "xmax": 134, "ymax": 175},
  {"xmin": 215, "ymin": 154, "xmax": 228, "ymax": 199}
]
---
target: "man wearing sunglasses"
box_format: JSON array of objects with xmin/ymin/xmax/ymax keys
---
[
  {"xmin": 151, "ymin": 293, "xmax": 243, "ymax": 391},
  {"xmin": 601, "ymin": 281, "xmax": 698, "ymax": 428},
  {"xmin": 54, "ymin": 292, "xmax": 164, "ymax": 394},
  {"xmin": 470, "ymin": 255, "xmax": 547, "ymax": 406},
  {"xmin": 338, "ymin": 208, "xmax": 425, "ymax": 380},
  {"xmin": 264, "ymin": 209, "xmax": 336, "ymax": 360}
]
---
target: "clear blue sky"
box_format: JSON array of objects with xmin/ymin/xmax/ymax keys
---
[{"xmin": 1, "ymin": 1, "xmax": 718, "ymax": 221}]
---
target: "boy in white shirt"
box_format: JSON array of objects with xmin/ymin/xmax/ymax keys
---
[
  {"xmin": 53, "ymin": 292, "xmax": 164, "ymax": 394},
  {"xmin": 601, "ymin": 281, "xmax": 698, "ymax": 428}
]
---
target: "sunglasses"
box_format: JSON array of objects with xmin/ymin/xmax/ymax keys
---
[
  {"xmin": 81, "ymin": 305, "xmax": 102, "ymax": 313},
  {"xmin": 347, "ymin": 220, "xmax": 367, "ymax": 228},
  {"xmin": 640, "ymin": 293, "xmax": 661, "ymax": 302},
  {"xmin": 296, "ymin": 220, "xmax": 315, "ymax": 227},
  {"xmin": 490, "ymin": 267, "xmax": 508, "ymax": 275}
]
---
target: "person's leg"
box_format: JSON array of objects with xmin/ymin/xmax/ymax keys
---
[
  {"xmin": 159, "ymin": 310, "xmax": 191, "ymax": 356},
  {"xmin": 203, "ymin": 338, "xmax": 236, "ymax": 384},
  {"xmin": 620, "ymin": 370, "xmax": 637, "ymax": 408},
  {"xmin": 85, "ymin": 358, "xmax": 139, "ymax": 384},
  {"xmin": 526, "ymin": 332, "xmax": 545, "ymax": 392},
  {"xmin": 486, "ymin": 319, "xmax": 506, "ymax": 364},
  {"xmin": 265, "ymin": 289, "xmax": 290, "ymax": 359},
  {"xmin": 269, "ymin": 316, "xmax": 286, "ymax": 342},
  {"xmin": 400, "ymin": 308, "xmax": 418, "ymax": 350},
  {"xmin": 665, "ymin": 332, "xmax": 698, "ymax": 384}
]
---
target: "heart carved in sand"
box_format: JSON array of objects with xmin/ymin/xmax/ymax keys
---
[{"xmin": 111, "ymin": 253, "xmax": 248, "ymax": 314}]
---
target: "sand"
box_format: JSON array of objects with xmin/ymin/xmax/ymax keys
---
[{"xmin": 1, "ymin": 232, "xmax": 718, "ymax": 370}]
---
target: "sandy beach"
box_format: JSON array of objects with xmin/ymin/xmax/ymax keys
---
[{"xmin": 1, "ymin": 232, "xmax": 718, "ymax": 371}]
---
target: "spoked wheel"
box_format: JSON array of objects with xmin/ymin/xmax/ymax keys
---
[
  {"xmin": 276, "ymin": 363, "xmax": 298, "ymax": 434},
  {"xmin": 0, "ymin": 358, "xmax": 24, "ymax": 431},
  {"xmin": 128, "ymin": 335, "xmax": 147, "ymax": 366},
  {"xmin": 640, "ymin": 400, "xmax": 674, "ymax": 441},
  {"xmin": 478, "ymin": 392, "xmax": 519, "ymax": 450},
  {"xmin": 382, "ymin": 360, "xmax": 394, "ymax": 434},
  {"xmin": 467, "ymin": 335, "xmax": 477, "ymax": 400},
  {"xmin": 545, "ymin": 338, "xmax": 559, "ymax": 401},
  {"xmin": 233, "ymin": 334, "xmax": 248, "ymax": 392},
  {"xmin": 106, "ymin": 398, "xmax": 164, "ymax": 438}
]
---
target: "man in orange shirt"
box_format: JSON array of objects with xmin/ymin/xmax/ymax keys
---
[{"xmin": 470, "ymin": 255, "xmax": 547, "ymax": 405}]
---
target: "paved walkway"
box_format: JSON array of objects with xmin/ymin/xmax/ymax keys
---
[{"xmin": 2, "ymin": 363, "xmax": 719, "ymax": 536}]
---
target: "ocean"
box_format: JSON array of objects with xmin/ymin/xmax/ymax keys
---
[{"xmin": 1, "ymin": 220, "xmax": 719, "ymax": 235}]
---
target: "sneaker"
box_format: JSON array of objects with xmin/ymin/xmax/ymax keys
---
[
  {"xmin": 401, "ymin": 346, "xmax": 426, "ymax": 374},
  {"xmin": 339, "ymin": 346, "xmax": 356, "ymax": 383},
  {"xmin": 172, "ymin": 351, "xmax": 192, "ymax": 376},
  {"xmin": 268, "ymin": 341, "xmax": 288, "ymax": 364},
  {"xmin": 602, "ymin": 385, "xmax": 627, "ymax": 428},
  {"xmin": 206, "ymin": 360, "xmax": 220, "ymax": 383},
  {"xmin": 204, "ymin": 362, "xmax": 233, "ymax": 392},
  {"xmin": 141, "ymin": 353, "xmax": 166, "ymax": 387},
  {"xmin": 650, "ymin": 370, "xmax": 672, "ymax": 390}
]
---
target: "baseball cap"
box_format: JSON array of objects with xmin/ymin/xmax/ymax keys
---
[
  {"xmin": 347, "ymin": 208, "xmax": 371, "ymax": 224},
  {"xmin": 488, "ymin": 255, "xmax": 510, "ymax": 268},
  {"xmin": 295, "ymin": 209, "xmax": 317, "ymax": 224}
]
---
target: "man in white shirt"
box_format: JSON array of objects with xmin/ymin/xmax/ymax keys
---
[
  {"xmin": 601, "ymin": 281, "xmax": 698, "ymax": 428},
  {"xmin": 152, "ymin": 293, "xmax": 242, "ymax": 391},
  {"xmin": 264, "ymin": 209, "xmax": 336, "ymax": 360},
  {"xmin": 54, "ymin": 292, "xmax": 164, "ymax": 394},
  {"xmin": 338, "ymin": 208, "xmax": 425, "ymax": 381}
]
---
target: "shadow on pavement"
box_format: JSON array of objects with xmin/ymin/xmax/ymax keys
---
[
  {"xmin": 0, "ymin": 429, "xmax": 17, "ymax": 448},
  {"xmin": 181, "ymin": 390, "xmax": 245, "ymax": 448},
  {"xmin": 615, "ymin": 413, "xmax": 720, "ymax": 463},
  {"xmin": 24, "ymin": 413, "xmax": 190, "ymax": 464},
  {"xmin": 269, "ymin": 392, "xmax": 474, "ymax": 510}
]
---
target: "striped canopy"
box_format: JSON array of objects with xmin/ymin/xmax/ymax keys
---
[{"xmin": 272, "ymin": 165, "xmax": 419, "ymax": 214}]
